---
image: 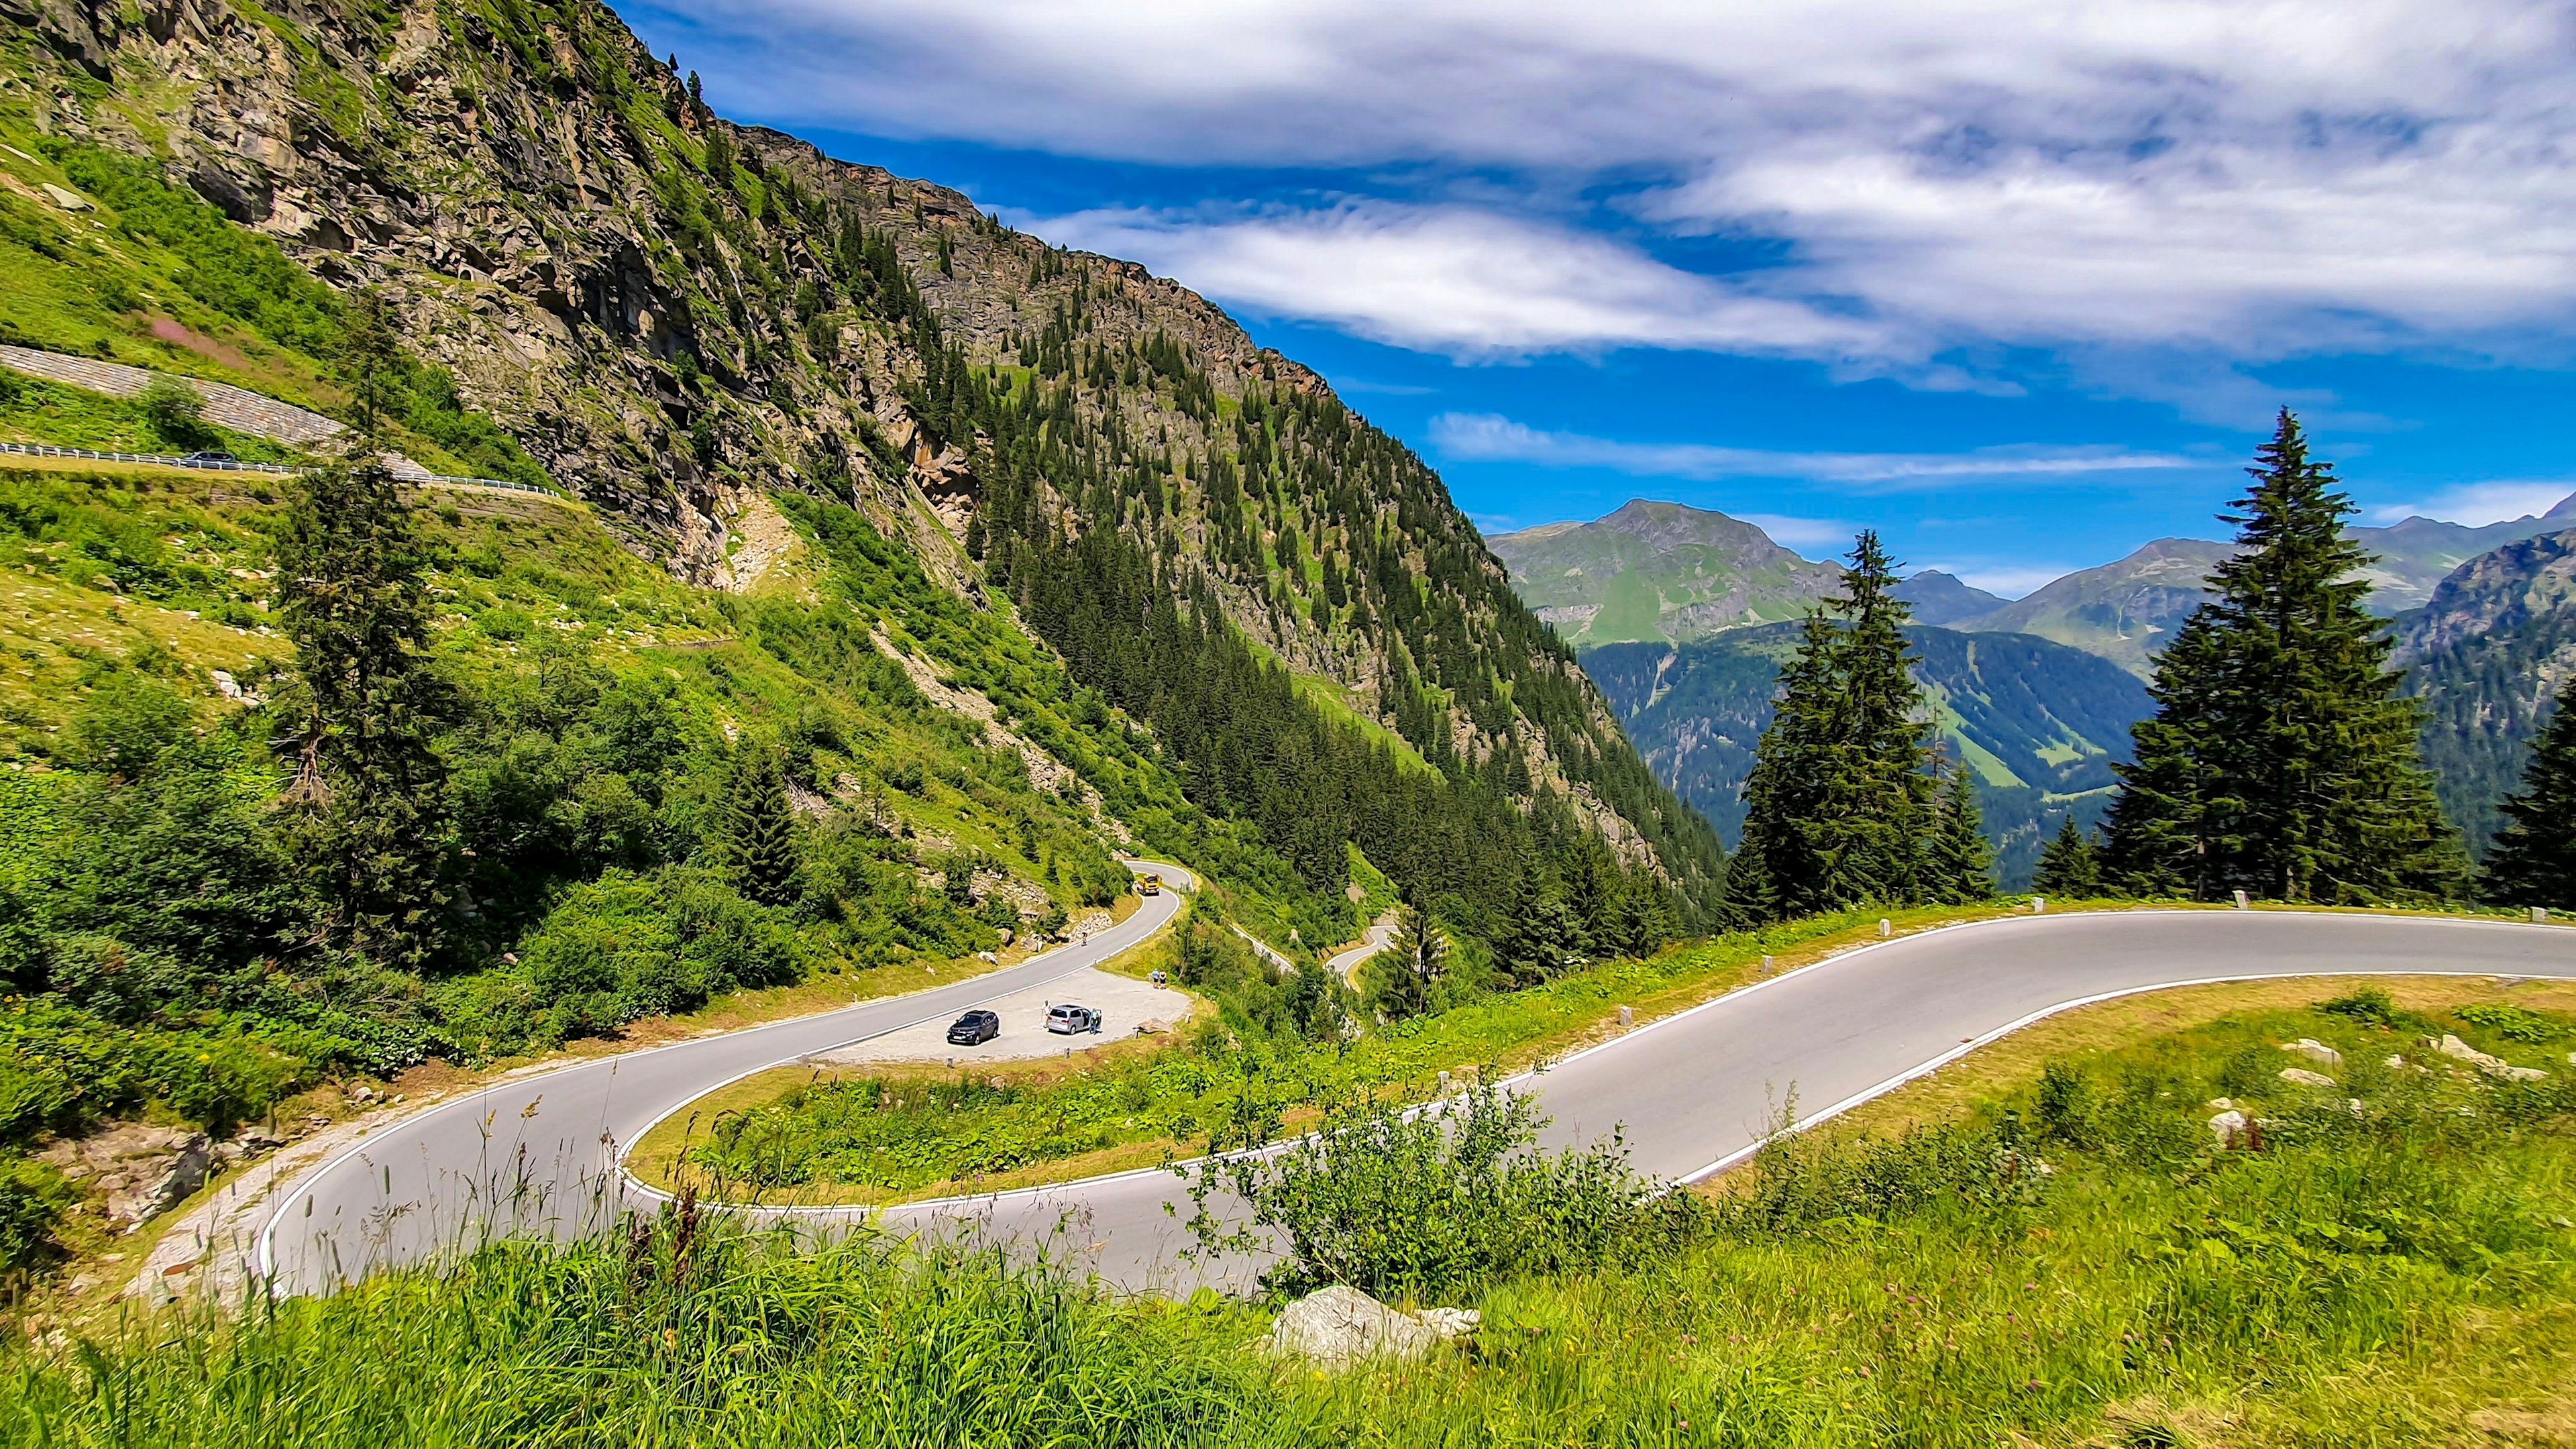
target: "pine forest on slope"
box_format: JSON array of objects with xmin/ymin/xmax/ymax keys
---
[
  {"xmin": 1586, "ymin": 623, "xmax": 2153, "ymax": 889},
  {"xmin": 0, "ymin": 0, "xmax": 1732, "ymax": 1281},
  {"xmin": 0, "ymin": 0, "xmax": 1719, "ymax": 920}
]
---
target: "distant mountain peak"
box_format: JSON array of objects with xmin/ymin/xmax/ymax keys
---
[
  {"xmin": 1894, "ymin": 570, "xmax": 2009, "ymax": 627},
  {"xmin": 1485, "ymin": 499, "xmax": 1839, "ymax": 646}
]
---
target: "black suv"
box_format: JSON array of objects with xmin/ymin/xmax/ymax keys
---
[{"xmin": 945, "ymin": 1009, "xmax": 1000, "ymax": 1046}]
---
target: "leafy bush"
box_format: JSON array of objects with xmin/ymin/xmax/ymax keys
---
[
  {"xmin": 431, "ymin": 867, "xmax": 806, "ymax": 1060},
  {"xmin": 0, "ymin": 1157, "xmax": 78, "ymax": 1279},
  {"xmin": 2319, "ymin": 986, "xmax": 2417, "ymax": 1030},
  {"xmin": 1185, "ymin": 1079, "xmax": 1709, "ymax": 1303},
  {"xmin": 136, "ymin": 374, "xmax": 211, "ymax": 449},
  {"xmin": 2455, "ymin": 1002, "xmax": 2565, "ymax": 1042}
]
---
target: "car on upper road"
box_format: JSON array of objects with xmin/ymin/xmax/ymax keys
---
[
  {"xmin": 1046, "ymin": 1004, "xmax": 1101, "ymax": 1035},
  {"xmin": 945, "ymin": 1009, "xmax": 1000, "ymax": 1046},
  {"xmin": 176, "ymin": 451, "xmax": 237, "ymax": 466}
]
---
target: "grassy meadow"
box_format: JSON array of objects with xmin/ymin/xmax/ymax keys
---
[{"xmin": 5, "ymin": 982, "xmax": 2571, "ymax": 1446}]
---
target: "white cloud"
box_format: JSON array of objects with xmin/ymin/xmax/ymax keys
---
[
  {"xmin": 2367, "ymin": 480, "xmax": 2576, "ymax": 527},
  {"xmin": 1428, "ymin": 413, "xmax": 2198, "ymax": 488},
  {"xmin": 1737, "ymin": 513, "xmax": 1857, "ymax": 550},
  {"xmin": 1036, "ymin": 205, "xmax": 1898, "ymax": 361},
  {"xmin": 1917, "ymin": 562, "xmax": 2080, "ymax": 599},
  {"xmin": 666, "ymin": 0, "xmax": 2576, "ymax": 375}
]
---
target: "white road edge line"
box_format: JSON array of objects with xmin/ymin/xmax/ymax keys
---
[
  {"xmin": 1675, "ymin": 965, "xmax": 2576, "ymax": 1183},
  {"xmin": 657, "ymin": 908, "xmax": 2570, "ymax": 1220},
  {"xmin": 255, "ymin": 863, "xmax": 1193, "ymax": 1279}
]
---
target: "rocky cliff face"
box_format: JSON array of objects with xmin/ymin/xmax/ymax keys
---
[
  {"xmin": 2398, "ymin": 527, "xmax": 2576, "ymax": 853},
  {"xmin": 3, "ymin": 0, "xmax": 1711, "ymax": 889}
]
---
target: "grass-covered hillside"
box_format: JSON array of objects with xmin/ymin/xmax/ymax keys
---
[
  {"xmin": 12, "ymin": 978, "xmax": 2571, "ymax": 1446},
  {"xmin": 0, "ymin": 460, "xmax": 1213, "ymax": 1272},
  {"xmin": 0, "ymin": 0, "xmax": 1721, "ymax": 936}
]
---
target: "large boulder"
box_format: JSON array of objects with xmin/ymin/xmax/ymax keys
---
[
  {"xmin": 36, "ymin": 1124, "xmax": 215, "ymax": 1230},
  {"xmin": 2278, "ymin": 1067, "xmax": 2337, "ymax": 1089},
  {"xmin": 2279, "ymin": 1038, "xmax": 2343, "ymax": 1067},
  {"xmin": 1260, "ymin": 1286, "xmax": 1479, "ymax": 1366}
]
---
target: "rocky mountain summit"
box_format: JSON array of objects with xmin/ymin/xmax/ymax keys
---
[{"xmin": 1, "ymin": 0, "xmax": 1713, "ymax": 891}]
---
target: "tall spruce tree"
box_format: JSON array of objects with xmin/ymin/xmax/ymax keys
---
[
  {"xmin": 1365, "ymin": 900, "xmax": 1443, "ymax": 1020},
  {"xmin": 2482, "ymin": 676, "xmax": 2576, "ymax": 908},
  {"xmin": 723, "ymin": 747, "xmax": 802, "ymax": 906},
  {"xmin": 1927, "ymin": 759, "xmax": 1996, "ymax": 904},
  {"xmin": 1733, "ymin": 532, "xmax": 1935, "ymax": 920},
  {"xmin": 276, "ymin": 453, "xmax": 451, "ymax": 965},
  {"xmin": 2032, "ymin": 816, "xmax": 2104, "ymax": 898},
  {"xmin": 2102, "ymin": 411, "xmax": 2465, "ymax": 903}
]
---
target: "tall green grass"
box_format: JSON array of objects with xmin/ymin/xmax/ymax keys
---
[{"xmin": 10, "ymin": 999, "xmax": 2571, "ymax": 1446}]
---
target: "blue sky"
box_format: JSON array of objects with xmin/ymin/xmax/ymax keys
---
[{"xmin": 617, "ymin": 1, "xmax": 2576, "ymax": 596}]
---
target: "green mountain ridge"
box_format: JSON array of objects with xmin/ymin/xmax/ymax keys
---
[
  {"xmin": 1485, "ymin": 498, "xmax": 1842, "ymax": 645},
  {"xmin": 1582, "ymin": 623, "xmax": 2155, "ymax": 889},
  {"xmin": 2399, "ymin": 526, "xmax": 2576, "ymax": 855},
  {"xmin": 0, "ymin": 0, "xmax": 1720, "ymax": 918},
  {"xmin": 1492, "ymin": 498, "xmax": 2576, "ymax": 677}
]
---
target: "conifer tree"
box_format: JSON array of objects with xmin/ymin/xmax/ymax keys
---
[
  {"xmin": 1493, "ymin": 858, "xmax": 1583, "ymax": 987},
  {"xmin": 2482, "ymin": 676, "xmax": 2576, "ymax": 908},
  {"xmin": 276, "ymin": 452, "xmax": 451, "ymax": 965},
  {"xmin": 723, "ymin": 747, "xmax": 802, "ymax": 906},
  {"xmin": 1927, "ymin": 759, "xmax": 1996, "ymax": 904},
  {"xmin": 1366, "ymin": 900, "xmax": 1442, "ymax": 1020},
  {"xmin": 2032, "ymin": 816, "xmax": 2104, "ymax": 898},
  {"xmin": 1734, "ymin": 532, "xmax": 1934, "ymax": 920},
  {"xmin": 2102, "ymin": 411, "xmax": 2465, "ymax": 903}
]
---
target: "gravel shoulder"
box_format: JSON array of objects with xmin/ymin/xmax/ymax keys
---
[{"xmin": 801, "ymin": 966, "xmax": 1197, "ymax": 1067}]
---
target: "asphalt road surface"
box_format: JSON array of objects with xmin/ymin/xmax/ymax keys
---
[
  {"xmin": 257, "ymin": 862, "xmax": 1196, "ymax": 1294},
  {"xmin": 262, "ymin": 905, "xmax": 2575, "ymax": 1297}
]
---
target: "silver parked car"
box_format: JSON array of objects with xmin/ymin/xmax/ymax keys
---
[{"xmin": 1045, "ymin": 1004, "xmax": 1101, "ymax": 1035}]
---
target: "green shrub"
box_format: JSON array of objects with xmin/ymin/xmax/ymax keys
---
[
  {"xmin": 2455, "ymin": 1002, "xmax": 2565, "ymax": 1042},
  {"xmin": 0, "ymin": 1157, "xmax": 78, "ymax": 1279},
  {"xmin": 1186, "ymin": 1079, "xmax": 1711, "ymax": 1303},
  {"xmin": 2319, "ymin": 986, "xmax": 2415, "ymax": 1029},
  {"xmin": 433, "ymin": 867, "xmax": 808, "ymax": 1060}
]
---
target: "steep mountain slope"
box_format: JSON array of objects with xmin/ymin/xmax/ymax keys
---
[
  {"xmin": 0, "ymin": 0, "xmax": 1719, "ymax": 916},
  {"xmin": 1955, "ymin": 539, "xmax": 2236, "ymax": 677},
  {"xmin": 2398, "ymin": 527, "xmax": 2576, "ymax": 855},
  {"xmin": 1586, "ymin": 623, "xmax": 2153, "ymax": 887},
  {"xmin": 2354, "ymin": 498, "xmax": 2576, "ymax": 611},
  {"xmin": 1893, "ymin": 569, "xmax": 2008, "ymax": 625},
  {"xmin": 1485, "ymin": 499, "xmax": 1839, "ymax": 645}
]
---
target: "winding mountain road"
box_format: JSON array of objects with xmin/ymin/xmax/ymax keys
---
[{"xmin": 260, "ymin": 903, "xmax": 2575, "ymax": 1297}]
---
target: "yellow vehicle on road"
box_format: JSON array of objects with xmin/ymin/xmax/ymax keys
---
[{"xmin": 1137, "ymin": 873, "xmax": 1162, "ymax": 896}]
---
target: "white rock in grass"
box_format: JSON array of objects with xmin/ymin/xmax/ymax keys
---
[
  {"xmin": 2384, "ymin": 1055, "xmax": 2408, "ymax": 1069},
  {"xmin": 2208, "ymin": 1110, "xmax": 2249, "ymax": 1147},
  {"xmin": 2278, "ymin": 1067, "xmax": 2337, "ymax": 1089},
  {"xmin": 1417, "ymin": 1307, "xmax": 1483, "ymax": 1338},
  {"xmin": 2279, "ymin": 1038, "xmax": 2343, "ymax": 1067},
  {"xmin": 2436, "ymin": 1034, "xmax": 2506, "ymax": 1071},
  {"xmin": 2206, "ymin": 1097, "xmax": 2235, "ymax": 1111},
  {"xmin": 2491, "ymin": 1065, "xmax": 2551, "ymax": 1083},
  {"xmin": 1264, "ymin": 1286, "xmax": 1444, "ymax": 1365}
]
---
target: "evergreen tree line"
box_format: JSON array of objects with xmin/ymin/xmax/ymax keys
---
[
  {"xmin": 1736, "ymin": 413, "xmax": 2575, "ymax": 918},
  {"xmin": 877, "ymin": 311, "xmax": 1716, "ymax": 967},
  {"xmin": 1722, "ymin": 532, "xmax": 1995, "ymax": 922}
]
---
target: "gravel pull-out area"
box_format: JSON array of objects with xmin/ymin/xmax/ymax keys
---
[{"xmin": 801, "ymin": 967, "xmax": 1194, "ymax": 1067}]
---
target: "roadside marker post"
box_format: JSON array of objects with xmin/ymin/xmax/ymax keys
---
[
  {"xmin": 2537, "ymin": 907, "xmax": 2552, "ymax": 924},
  {"xmin": 2033, "ymin": 896, "xmax": 2046, "ymax": 914},
  {"xmin": 2234, "ymin": 890, "xmax": 2251, "ymax": 910},
  {"xmin": 1878, "ymin": 918, "xmax": 1891, "ymax": 937},
  {"xmin": 1617, "ymin": 1006, "xmax": 1633, "ymax": 1028}
]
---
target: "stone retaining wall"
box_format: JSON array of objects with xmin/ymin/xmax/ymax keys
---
[{"xmin": 0, "ymin": 343, "xmax": 345, "ymax": 445}]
